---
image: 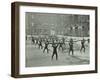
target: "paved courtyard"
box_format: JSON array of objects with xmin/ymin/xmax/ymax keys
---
[{"xmin": 25, "ymin": 39, "xmax": 89, "ymax": 67}]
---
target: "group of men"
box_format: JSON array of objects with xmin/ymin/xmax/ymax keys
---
[{"xmin": 30, "ymin": 36, "xmax": 89, "ymax": 60}]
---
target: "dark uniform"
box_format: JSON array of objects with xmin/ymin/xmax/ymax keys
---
[
  {"xmin": 87, "ymin": 39, "xmax": 90, "ymax": 43},
  {"xmin": 38, "ymin": 40, "xmax": 43, "ymax": 49},
  {"xmin": 58, "ymin": 42, "xmax": 63, "ymax": 51},
  {"xmin": 43, "ymin": 41, "xmax": 49, "ymax": 53},
  {"xmin": 52, "ymin": 43, "xmax": 58, "ymax": 60},
  {"xmin": 32, "ymin": 37, "xmax": 35, "ymax": 44},
  {"xmin": 69, "ymin": 39, "xmax": 74, "ymax": 55},
  {"xmin": 80, "ymin": 39, "xmax": 85, "ymax": 52}
]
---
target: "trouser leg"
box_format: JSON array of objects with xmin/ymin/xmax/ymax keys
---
[
  {"xmin": 43, "ymin": 48, "xmax": 45, "ymax": 53},
  {"xmin": 80, "ymin": 47, "xmax": 82, "ymax": 52},
  {"xmin": 47, "ymin": 48, "xmax": 49, "ymax": 53},
  {"xmin": 69, "ymin": 49, "xmax": 70, "ymax": 55},
  {"xmin": 41, "ymin": 45, "xmax": 43, "ymax": 49},
  {"xmin": 52, "ymin": 53, "xmax": 55, "ymax": 60},
  {"xmin": 84, "ymin": 47, "xmax": 85, "ymax": 52},
  {"xmin": 39, "ymin": 45, "xmax": 40, "ymax": 49},
  {"xmin": 72, "ymin": 49, "xmax": 74, "ymax": 55},
  {"xmin": 56, "ymin": 53, "xmax": 58, "ymax": 60}
]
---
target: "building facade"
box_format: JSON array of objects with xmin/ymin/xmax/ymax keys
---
[{"xmin": 25, "ymin": 12, "xmax": 89, "ymax": 37}]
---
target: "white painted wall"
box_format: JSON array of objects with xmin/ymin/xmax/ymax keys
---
[{"xmin": 0, "ymin": 0, "xmax": 99, "ymax": 80}]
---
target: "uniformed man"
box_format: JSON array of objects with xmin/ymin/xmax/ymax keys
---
[
  {"xmin": 80, "ymin": 38, "xmax": 85, "ymax": 52},
  {"xmin": 52, "ymin": 43, "xmax": 59, "ymax": 60},
  {"xmin": 69, "ymin": 38, "xmax": 74, "ymax": 55},
  {"xmin": 38, "ymin": 39, "xmax": 43, "ymax": 49},
  {"xmin": 43, "ymin": 40, "xmax": 49, "ymax": 53},
  {"xmin": 58, "ymin": 41, "xmax": 63, "ymax": 52}
]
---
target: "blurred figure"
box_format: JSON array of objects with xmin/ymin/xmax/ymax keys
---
[
  {"xmin": 80, "ymin": 38, "xmax": 85, "ymax": 52},
  {"xmin": 43, "ymin": 40, "xmax": 49, "ymax": 53},
  {"xmin": 87, "ymin": 39, "xmax": 90, "ymax": 43},
  {"xmin": 26, "ymin": 35, "xmax": 27, "ymax": 40},
  {"xmin": 32, "ymin": 37, "xmax": 35, "ymax": 44},
  {"xmin": 69, "ymin": 38, "xmax": 74, "ymax": 55},
  {"xmin": 52, "ymin": 43, "xmax": 59, "ymax": 60},
  {"xmin": 38, "ymin": 39, "xmax": 43, "ymax": 49},
  {"xmin": 62, "ymin": 37, "xmax": 65, "ymax": 45},
  {"xmin": 58, "ymin": 41, "xmax": 63, "ymax": 52}
]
